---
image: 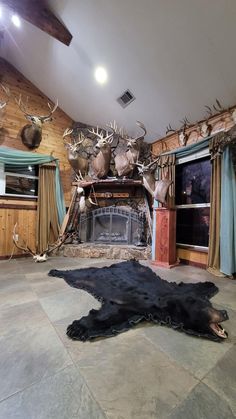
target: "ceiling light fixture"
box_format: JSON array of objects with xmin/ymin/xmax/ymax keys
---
[
  {"xmin": 11, "ymin": 14, "xmax": 21, "ymax": 28},
  {"xmin": 94, "ymin": 67, "xmax": 108, "ymax": 84}
]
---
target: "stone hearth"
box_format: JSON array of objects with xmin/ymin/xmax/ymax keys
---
[{"xmin": 60, "ymin": 243, "xmax": 151, "ymax": 260}]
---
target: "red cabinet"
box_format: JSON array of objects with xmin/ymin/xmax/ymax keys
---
[{"xmin": 152, "ymin": 208, "xmax": 179, "ymax": 268}]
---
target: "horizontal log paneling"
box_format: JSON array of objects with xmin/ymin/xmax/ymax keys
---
[
  {"xmin": 0, "ymin": 205, "xmax": 37, "ymax": 257},
  {"xmin": 0, "ymin": 57, "xmax": 74, "ymax": 257},
  {"xmin": 0, "ymin": 57, "xmax": 73, "ymax": 205},
  {"xmin": 177, "ymin": 248, "xmax": 208, "ymax": 267}
]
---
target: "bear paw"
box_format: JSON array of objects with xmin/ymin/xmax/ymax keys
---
[{"xmin": 67, "ymin": 320, "xmax": 89, "ymax": 341}]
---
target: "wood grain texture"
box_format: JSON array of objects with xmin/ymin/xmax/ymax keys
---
[
  {"xmin": 0, "ymin": 57, "xmax": 74, "ymax": 257},
  {"xmin": 1, "ymin": 0, "xmax": 72, "ymax": 46},
  {"xmin": 177, "ymin": 248, "xmax": 208, "ymax": 266},
  {"xmin": 0, "ymin": 205, "xmax": 37, "ymax": 257}
]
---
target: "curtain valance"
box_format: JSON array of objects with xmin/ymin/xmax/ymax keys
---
[{"xmin": 0, "ymin": 146, "xmax": 66, "ymax": 225}]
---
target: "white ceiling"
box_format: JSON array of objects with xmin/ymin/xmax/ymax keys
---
[{"xmin": 2, "ymin": 0, "xmax": 236, "ymax": 142}]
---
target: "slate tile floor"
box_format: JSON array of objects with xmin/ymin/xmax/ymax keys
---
[{"xmin": 0, "ymin": 256, "xmax": 235, "ymax": 419}]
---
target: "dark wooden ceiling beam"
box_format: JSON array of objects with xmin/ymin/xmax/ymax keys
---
[{"xmin": 1, "ymin": 0, "xmax": 73, "ymax": 46}]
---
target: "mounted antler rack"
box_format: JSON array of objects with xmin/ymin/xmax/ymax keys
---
[{"xmin": 12, "ymin": 223, "xmax": 71, "ymax": 262}]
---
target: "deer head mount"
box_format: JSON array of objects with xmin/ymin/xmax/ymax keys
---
[
  {"xmin": 63, "ymin": 128, "xmax": 89, "ymax": 180},
  {"xmin": 135, "ymin": 158, "xmax": 173, "ymax": 205},
  {"xmin": 87, "ymin": 125, "xmax": 115, "ymax": 179},
  {"xmin": 166, "ymin": 117, "xmax": 191, "ymax": 147},
  {"xmin": 15, "ymin": 95, "xmax": 58, "ymax": 149},
  {"xmin": 111, "ymin": 120, "xmax": 147, "ymax": 177},
  {"xmin": 135, "ymin": 158, "xmax": 160, "ymax": 197}
]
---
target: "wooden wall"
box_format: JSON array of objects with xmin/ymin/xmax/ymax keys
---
[
  {"xmin": 0, "ymin": 57, "xmax": 74, "ymax": 258},
  {"xmin": 152, "ymin": 108, "xmax": 236, "ymax": 266}
]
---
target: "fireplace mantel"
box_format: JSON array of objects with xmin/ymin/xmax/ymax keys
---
[{"xmin": 72, "ymin": 179, "xmax": 143, "ymax": 188}]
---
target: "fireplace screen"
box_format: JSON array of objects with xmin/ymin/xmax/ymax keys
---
[{"xmin": 79, "ymin": 206, "xmax": 145, "ymax": 245}]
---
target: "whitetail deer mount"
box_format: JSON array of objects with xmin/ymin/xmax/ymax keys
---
[
  {"xmin": 88, "ymin": 125, "xmax": 115, "ymax": 179},
  {"xmin": 135, "ymin": 159, "xmax": 173, "ymax": 204},
  {"xmin": 113, "ymin": 121, "xmax": 147, "ymax": 177},
  {"xmin": 63, "ymin": 128, "xmax": 89, "ymax": 180},
  {"xmin": 15, "ymin": 95, "xmax": 58, "ymax": 149}
]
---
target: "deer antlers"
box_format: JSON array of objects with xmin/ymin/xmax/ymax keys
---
[
  {"xmin": 0, "ymin": 84, "xmax": 10, "ymax": 110},
  {"xmin": 15, "ymin": 95, "xmax": 58, "ymax": 121},
  {"xmin": 107, "ymin": 120, "xmax": 146, "ymax": 143},
  {"xmin": 204, "ymin": 99, "xmax": 224, "ymax": 117},
  {"xmin": 63, "ymin": 128, "xmax": 85, "ymax": 150},
  {"xmin": 88, "ymin": 125, "xmax": 115, "ymax": 144},
  {"xmin": 12, "ymin": 223, "xmax": 70, "ymax": 262}
]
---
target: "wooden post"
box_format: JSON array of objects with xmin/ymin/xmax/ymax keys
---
[{"xmin": 152, "ymin": 207, "xmax": 179, "ymax": 268}]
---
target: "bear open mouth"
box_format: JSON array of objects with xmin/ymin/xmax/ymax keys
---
[{"xmin": 209, "ymin": 322, "xmax": 228, "ymax": 338}]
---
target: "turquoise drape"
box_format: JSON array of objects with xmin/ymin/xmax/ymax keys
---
[
  {"xmin": 220, "ymin": 146, "xmax": 236, "ymax": 275},
  {"xmin": 160, "ymin": 137, "xmax": 210, "ymax": 159},
  {"xmin": 0, "ymin": 146, "xmax": 66, "ymax": 225}
]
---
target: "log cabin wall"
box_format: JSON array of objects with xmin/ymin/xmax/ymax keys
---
[
  {"xmin": 0, "ymin": 57, "xmax": 73, "ymax": 258},
  {"xmin": 151, "ymin": 109, "xmax": 236, "ymax": 267}
]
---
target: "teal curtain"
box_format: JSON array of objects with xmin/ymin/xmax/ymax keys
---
[
  {"xmin": 160, "ymin": 137, "xmax": 210, "ymax": 159},
  {"xmin": 220, "ymin": 146, "xmax": 236, "ymax": 275},
  {"xmin": 0, "ymin": 146, "xmax": 66, "ymax": 225}
]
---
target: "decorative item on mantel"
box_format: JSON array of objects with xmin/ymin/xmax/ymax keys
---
[
  {"xmin": 63, "ymin": 128, "xmax": 89, "ymax": 179},
  {"xmin": 112, "ymin": 120, "xmax": 147, "ymax": 177},
  {"xmin": 88, "ymin": 125, "xmax": 115, "ymax": 179}
]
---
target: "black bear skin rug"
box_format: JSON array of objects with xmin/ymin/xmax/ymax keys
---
[{"xmin": 48, "ymin": 260, "xmax": 229, "ymax": 342}]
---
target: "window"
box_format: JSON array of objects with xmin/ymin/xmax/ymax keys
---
[
  {"xmin": 175, "ymin": 150, "xmax": 211, "ymax": 249},
  {"xmin": 0, "ymin": 163, "xmax": 39, "ymax": 198}
]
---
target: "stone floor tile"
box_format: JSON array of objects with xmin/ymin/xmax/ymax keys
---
[
  {"xmin": 0, "ymin": 365, "xmax": 106, "ymax": 419},
  {"xmin": 39, "ymin": 287, "xmax": 100, "ymax": 323},
  {"xmin": 211, "ymin": 286, "xmax": 236, "ymax": 310},
  {"xmin": 0, "ymin": 259, "xmax": 24, "ymax": 275},
  {"xmin": 0, "ymin": 300, "xmax": 50, "ymax": 338},
  {"xmin": 203, "ymin": 345, "xmax": 236, "ymax": 416},
  {"xmin": 0, "ymin": 324, "xmax": 72, "ymax": 401},
  {"xmin": 142, "ymin": 324, "xmax": 233, "ymax": 379},
  {"xmin": 75, "ymin": 332, "xmax": 198, "ymax": 419},
  {"xmin": 0, "ymin": 279, "xmax": 37, "ymax": 309},
  {"xmin": 25, "ymin": 271, "xmax": 69, "ymax": 298},
  {"xmin": 168, "ymin": 382, "xmax": 234, "ymax": 419}
]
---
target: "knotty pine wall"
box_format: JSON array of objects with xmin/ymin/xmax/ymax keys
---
[
  {"xmin": 0, "ymin": 57, "xmax": 73, "ymax": 258},
  {"xmin": 151, "ymin": 109, "xmax": 236, "ymax": 266}
]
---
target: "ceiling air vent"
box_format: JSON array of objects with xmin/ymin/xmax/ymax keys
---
[{"xmin": 117, "ymin": 89, "xmax": 135, "ymax": 108}]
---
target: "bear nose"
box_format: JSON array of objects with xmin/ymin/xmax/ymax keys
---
[{"xmin": 221, "ymin": 310, "xmax": 228, "ymax": 320}]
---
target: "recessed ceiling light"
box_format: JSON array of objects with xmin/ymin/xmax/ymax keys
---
[
  {"xmin": 11, "ymin": 14, "xmax": 21, "ymax": 28},
  {"xmin": 94, "ymin": 67, "xmax": 108, "ymax": 84}
]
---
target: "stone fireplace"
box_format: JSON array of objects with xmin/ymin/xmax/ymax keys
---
[
  {"xmin": 61, "ymin": 179, "xmax": 151, "ymax": 260},
  {"xmin": 79, "ymin": 206, "xmax": 145, "ymax": 245}
]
